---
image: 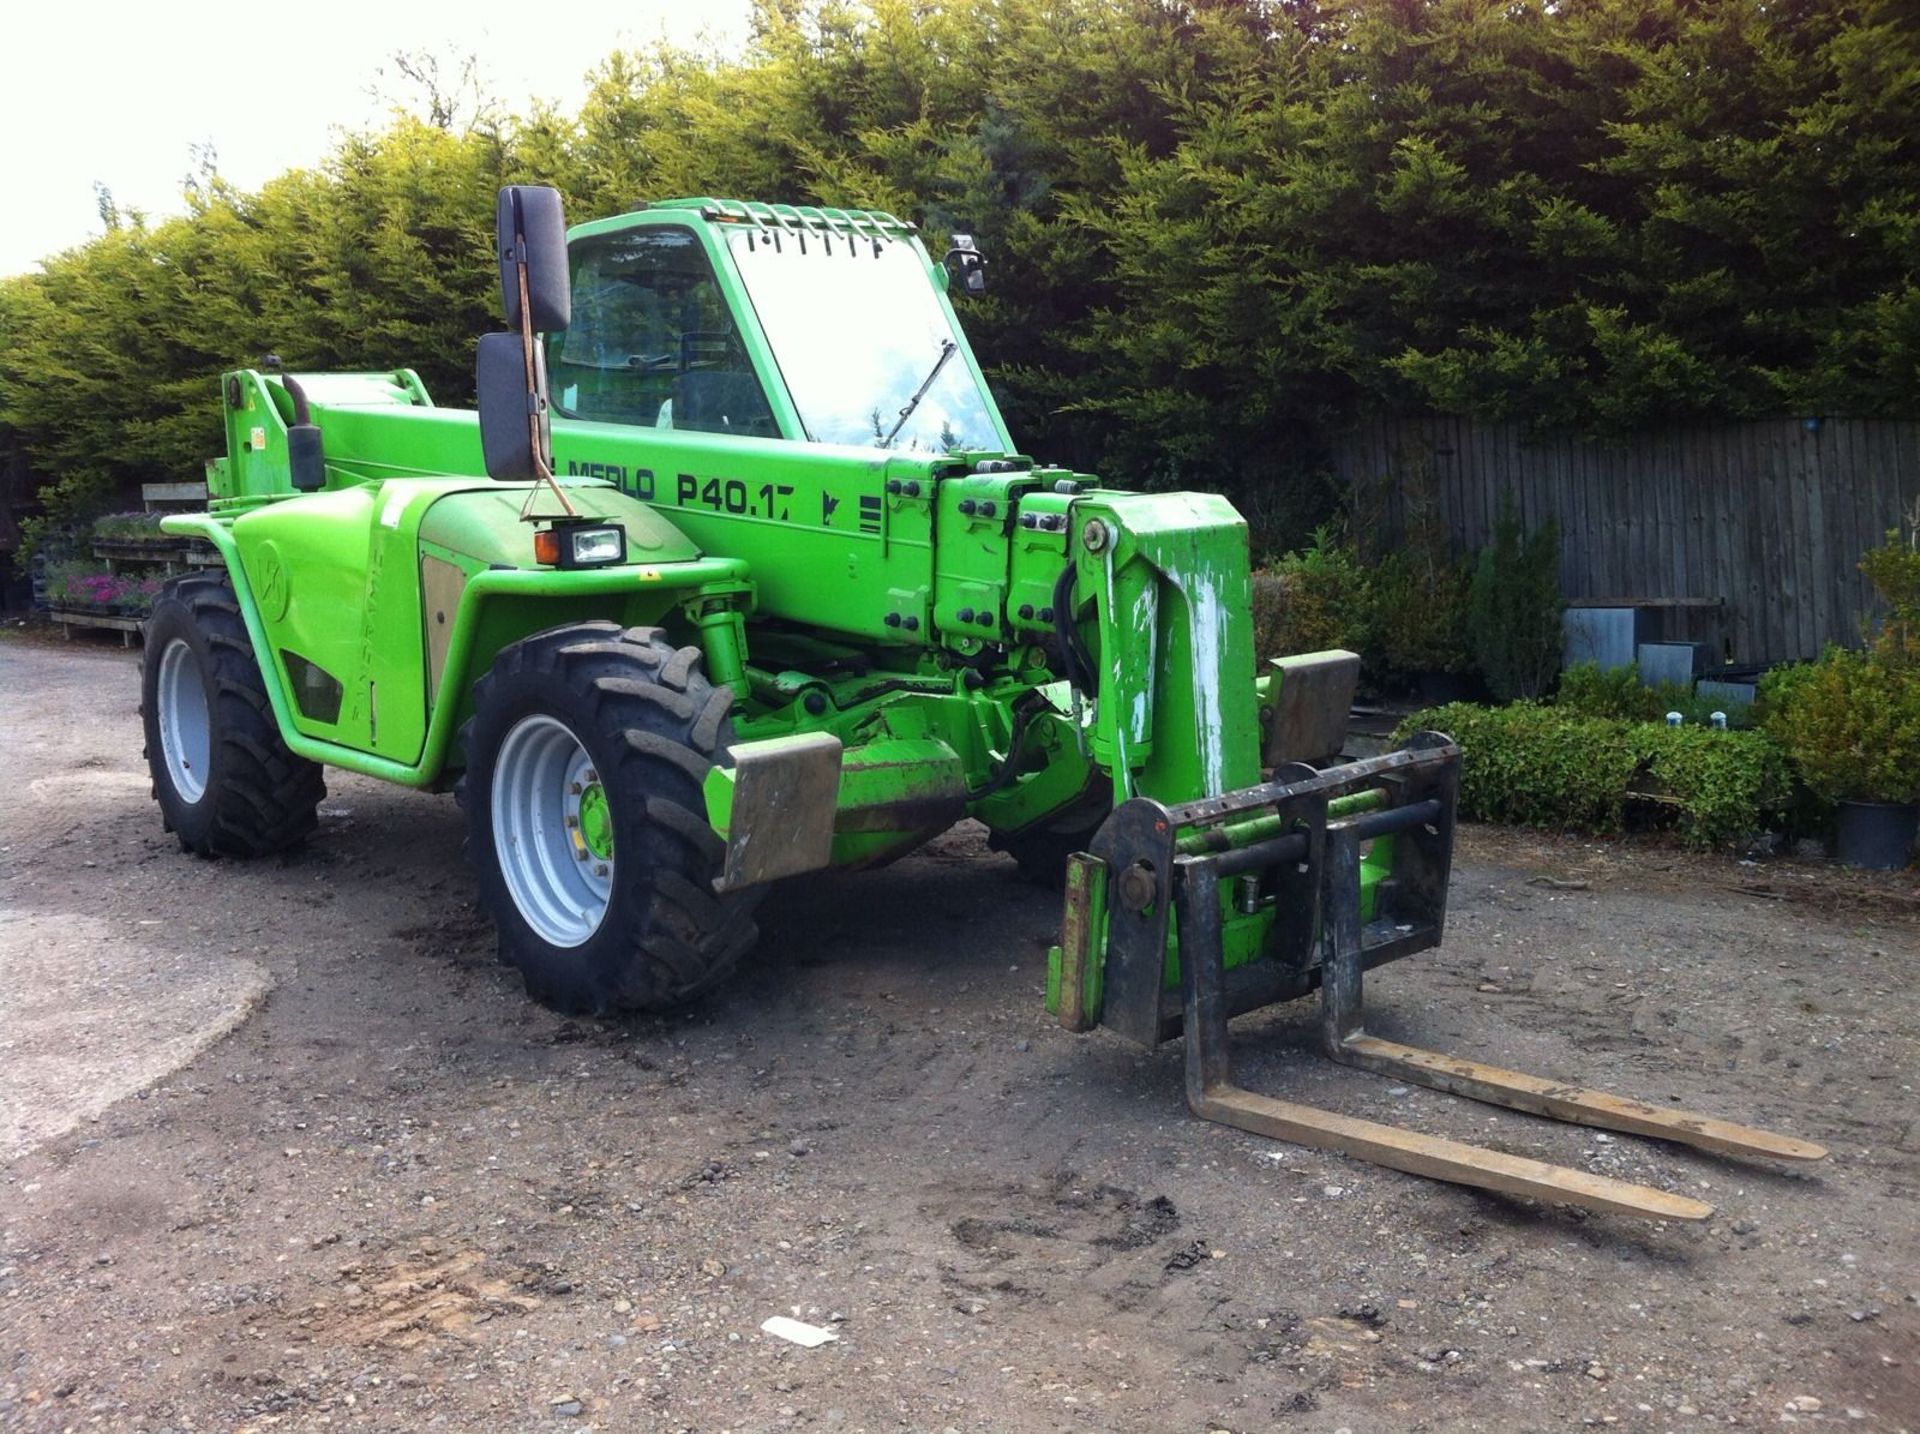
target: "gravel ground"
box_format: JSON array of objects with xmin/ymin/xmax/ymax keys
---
[{"xmin": 1, "ymin": 631, "xmax": 1916, "ymax": 1434}]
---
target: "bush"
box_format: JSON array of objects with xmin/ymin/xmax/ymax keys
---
[
  {"xmin": 1756, "ymin": 660, "xmax": 1817, "ymax": 725},
  {"xmin": 1635, "ymin": 726, "xmax": 1793, "ymax": 848},
  {"xmin": 1557, "ymin": 661, "xmax": 1659, "ymax": 720},
  {"xmin": 1466, "ymin": 500, "xmax": 1563, "ymax": 700},
  {"xmin": 16, "ymin": 470, "xmax": 116, "ymax": 566},
  {"xmin": 1760, "ymin": 525, "xmax": 1920, "ymax": 806},
  {"xmin": 1251, "ymin": 525, "xmax": 1373, "ymax": 662},
  {"xmin": 1250, "ymin": 571, "xmax": 1289, "ymax": 666},
  {"xmin": 1405, "ymin": 701, "xmax": 1637, "ymax": 833},
  {"xmin": 1370, "ymin": 549, "xmax": 1473, "ymax": 675},
  {"xmin": 1558, "ymin": 661, "xmax": 1754, "ymax": 728},
  {"xmin": 1403, "ymin": 701, "xmax": 1790, "ymax": 848},
  {"xmin": 1859, "ymin": 525, "xmax": 1920, "ymax": 664},
  {"xmin": 1762, "ymin": 645, "xmax": 1920, "ymax": 804}
]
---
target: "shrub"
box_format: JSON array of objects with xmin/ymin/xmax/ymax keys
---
[
  {"xmin": 1859, "ymin": 525, "xmax": 1920, "ymax": 664},
  {"xmin": 16, "ymin": 470, "xmax": 116, "ymax": 566},
  {"xmin": 1760, "ymin": 525, "xmax": 1920, "ymax": 806},
  {"xmin": 1762, "ymin": 645, "xmax": 1920, "ymax": 804},
  {"xmin": 1370, "ymin": 549, "xmax": 1472, "ymax": 675},
  {"xmin": 1251, "ymin": 571, "xmax": 1287, "ymax": 666},
  {"xmin": 1405, "ymin": 701, "xmax": 1636, "ymax": 833},
  {"xmin": 1404, "ymin": 701, "xmax": 1790, "ymax": 848},
  {"xmin": 1756, "ymin": 660, "xmax": 1815, "ymax": 722},
  {"xmin": 1556, "ymin": 662, "xmax": 1658, "ymax": 721},
  {"xmin": 1251, "ymin": 524, "xmax": 1373, "ymax": 661},
  {"xmin": 1558, "ymin": 661, "xmax": 1754, "ymax": 728},
  {"xmin": 1466, "ymin": 499, "xmax": 1563, "ymax": 699},
  {"xmin": 1633, "ymin": 727, "xmax": 1793, "ymax": 848}
]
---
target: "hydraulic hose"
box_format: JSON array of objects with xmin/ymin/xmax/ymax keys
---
[
  {"xmin": 967, "ymin": 697, "xmax": 1040, "ymax": 801},
  {"xmin": 1050, "ymin": 566, "xmax": 1097, "ymax": 696}
]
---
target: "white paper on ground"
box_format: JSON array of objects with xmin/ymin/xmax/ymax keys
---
[{"xmin": 760, "ymin": 1315, "xmax": 839, "ymax": 1348}]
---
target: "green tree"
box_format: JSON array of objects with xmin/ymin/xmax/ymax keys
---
[
  {"xmin": 1467, "ymin": 498, "xmax": 1563, "ymax": 700},
  {"xmin": 4, "ymin": 0, "xmax": 1918, "ymax": 557}
]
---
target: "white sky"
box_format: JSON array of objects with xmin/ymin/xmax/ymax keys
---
[{"xmin": 1, "ymin": 0, "xmax": 754, "ymax": 276}]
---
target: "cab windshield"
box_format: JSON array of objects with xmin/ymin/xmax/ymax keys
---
[{"xmin": 727, "ymin": 227, "xmax": 1002, "ymax": 453}]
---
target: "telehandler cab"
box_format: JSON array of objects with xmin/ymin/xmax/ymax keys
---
[{"xmin": 141, "ymin": 186, "xmax": 1823, "ymax": 1219}]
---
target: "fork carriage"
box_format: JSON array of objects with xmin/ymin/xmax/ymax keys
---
[{"xmin": 1051, "ymin": 665, "xmax": 1823, "ymax": 1221}]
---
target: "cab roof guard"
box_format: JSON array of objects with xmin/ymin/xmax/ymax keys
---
[{"xmin": 640, "ymin": 196, "xmax": 915, "ymax": 242}]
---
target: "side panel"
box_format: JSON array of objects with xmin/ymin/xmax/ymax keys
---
[
  {"xmin": 310, "ymin": 402, "xmax": 488, "ymax": 485},
  {"xmin": 231, "ymin": 483, "xmax": 463, "ymax": 762},
  {"xmin": 232, "ymin": 477, "xmax": 699, "ymax": 764},
  {"xmin": 293, "ymin": 393, "xmax": 943, "ymax": 652},
  {"xmin": 551, "ymin": 423, "xmax": 941, "ymax": 646},
  {"xmin": 230, "ymin": 486, "xmax": 382, "ymax": 750},
  {"xmin": 414, "ymin": 483, "xmax": 702, "ymax": 569}
]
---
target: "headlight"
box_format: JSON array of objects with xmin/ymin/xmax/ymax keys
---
[{"xmin": 535, "ymin": 523, "xmax": 627, "ymax": 568}]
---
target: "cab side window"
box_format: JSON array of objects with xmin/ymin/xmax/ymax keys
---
[{"xmin": 549, "ymin": 227, "xmax": 779, "ymax": 439}]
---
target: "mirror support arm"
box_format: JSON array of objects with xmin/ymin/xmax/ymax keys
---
[{"xmin": 513, "ymin": 253, "xmax": 577, "ymax": 520}]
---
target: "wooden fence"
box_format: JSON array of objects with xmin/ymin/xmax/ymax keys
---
[{"xmin": 1331, "ymin": 415, "xmax": 1920, "ymax": 666}]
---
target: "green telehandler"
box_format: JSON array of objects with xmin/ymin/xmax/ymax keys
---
[{"xmin": 140, "ymin": 187, "xmax": 1822, "ymax": 1220}]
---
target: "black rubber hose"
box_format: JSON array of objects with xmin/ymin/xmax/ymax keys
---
[
  {"xmin": 967, "ymin": 695, "xmax": 1040, "ymax": 801},
  {"xmin": 1051, "ymin": 565, "xmax": 1097, "ymax": 694}
]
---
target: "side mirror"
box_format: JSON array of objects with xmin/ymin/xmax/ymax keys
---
[
  {"xmin": 944, "ymin": 234, "xmax": 987, "ymax": 296},
  {"xmin": 496, "ymin": 186, "xmax": 570, "ymax": 333},
  {"xmin": 476, "ymin": 331, "xmax": 542, "ymax": 482},
  {"xmin": 480, "ymin": 186, "xmax": 571, "ymax": 488},
  {"xmin": 281, "ymin": 375, "xmax": 327, "ymax": 492}
]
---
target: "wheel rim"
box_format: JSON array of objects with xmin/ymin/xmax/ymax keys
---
[
  {"xmin": 156, "ymin": 638, "xmax": 211, "ymax": 804},
  {"xmin": 491, "ymin": 714, "xmax": 614, "ymax": 948}
]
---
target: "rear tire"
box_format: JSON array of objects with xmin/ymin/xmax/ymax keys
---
[
  {"xmin": 140, "ymin": 572, "xmax": 326, "ymax": 856},
  {"xmin": 457, "ymin": 622, "xmax": 762, "ymax": 1014}
]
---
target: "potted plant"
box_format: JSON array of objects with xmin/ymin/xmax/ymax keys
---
[
  {"xmin": 1252, "ymin": 524, "xmax": 1374, "ymax": 662},
  {"xmin": 90, "ymin": 510, "xmax": 172, "ymax": 552},
  {"xmin": 1762, "ymin": 525, "xmax": 1920, "ymax": 868},
  {"xmin": 42, "ymin": 563, "xmax": 168, "ymax": 616},
  {"xmin": 1371, "ymin": 547, "xmax": 1477, "ymax": 702},
  {"xmin": 1765, "ymin": 647, "xmax": 1920, "ymax": 868}
]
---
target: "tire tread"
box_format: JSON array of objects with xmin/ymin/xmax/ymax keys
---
[
  {"xmin": 456, "ymin": 623, "xmax": 761, "ymax": 1013},
  {"xmin": 142, "ymin": 573, "xmax": 325, "ymax": 858}
]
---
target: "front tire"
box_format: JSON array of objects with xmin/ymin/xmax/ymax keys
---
[
  {"xmin": 989, "ymin": 820, "xmax": 1103, "ymax": 889},
  {"xmin": 987, "ymin": 779, "xmax": 1113, "ymax": 889},
  {"xmin": 141, "ymin": 572, "xmax": 326, "ymax": 856},
  {"xmin": 458, "ymin": 622, "xmax": 762, "ymax": 1014}
]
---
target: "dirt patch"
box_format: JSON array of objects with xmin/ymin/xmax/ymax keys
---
[
  {"xmin": 307, "ymin": 1245, "xmax": 545, "ymax": 1350},
  {"xmin": 1466, "ymin": 821, "xmax": 1920, "ymax": 928}
]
